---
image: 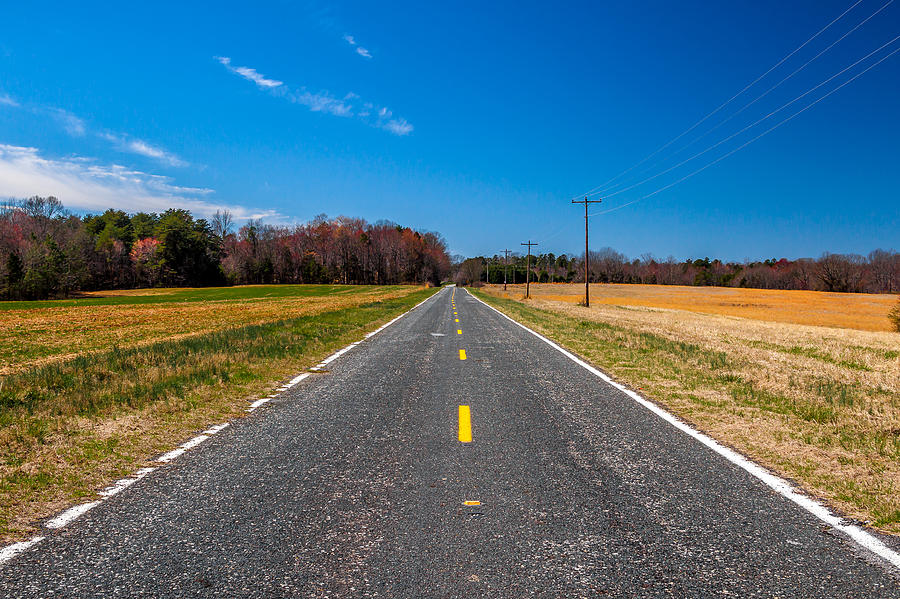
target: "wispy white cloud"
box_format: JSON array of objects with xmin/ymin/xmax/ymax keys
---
[
  {"xmin": 289, "ymin": 90, "xmax": 354, "ymax": 117},
  {"xmin": 215, "ymin": 56, "xmax": 413, "ymax": 136},
  {"xmin": 381, "ymin": 118, "xmax": 413, "ymax": 136},
  {"xmin": 49, "ymin": 108, "xmax": 86, "ymax": 136},
  {"xmin": 99, "ymin": 132, "xmax": 187, "ymax": 167},
  {"xmin": 342, "ymin": 34, "xmax": 373, "ymax": 59},
  {"xmin": 0, "ymin": 144, "xmax": 278, "ymax": 221},
  {"xmin": 2, "ymin": 96, "xmax": 186, "ymax": 167},
  {"xmin": 216, "ymin": 56, "xmax": 283, "ymax": 88}
]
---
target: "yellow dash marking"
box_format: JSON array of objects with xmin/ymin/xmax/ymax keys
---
[
  {"xmin": 457, "ymin": 329, "xmax": 462, "ymax": 334},
  {"xmin": 455, "ymin": 318, "xmax": 459, "ymax": 322},
  {"xmin": 463, "ymin": 500, "xmax": 481, "ymax": 506},
  {"xmin": 458, "ymin": 405, "xmax": 472, "ymax": 443},
  {"xmin": 459, "ymin": 349, "xmax": 467, "ymax": 360}
]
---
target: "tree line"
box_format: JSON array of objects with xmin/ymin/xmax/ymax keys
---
[
  {"xmin": 454, "ymin": 247, "xmax": 900, "ymax": 295},
  {"xmin": 0, "ymin": 197, "xmax": 451, "ymax": 300}
]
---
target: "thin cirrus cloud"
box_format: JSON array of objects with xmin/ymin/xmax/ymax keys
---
[
  {"xmin": 48, "ymin": 108, "xmax": 87, "ymax": 137},
  {"xmin": 216, "ymin": 56, "xmax": 283, "ymax": 88},
  {"xmin": 342, "ymin": 35, "xmax": 372, "ymax": 59},
  {"xmin": 215, "ymin": 56, "xmax": 413, "ymax": 136},
  {"xmin": 1, "ymin": 95, "xmax": 187, "ymax": 167},
  {"xmin": 99, "ymin": 132, "xmax": 187, "ymax": 167},
  {"xmin": 0, "ymin": 143, "xmax": 281, "ymax": 221}
]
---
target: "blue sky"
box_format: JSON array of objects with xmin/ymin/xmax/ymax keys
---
[{"xmin": 0, "ymin": 0, "xmax": 897, "ymax": 261}]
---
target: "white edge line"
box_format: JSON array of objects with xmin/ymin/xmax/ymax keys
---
[
  {"xmin": 0, "ymin": 287, "xmax": 445, "ymax": 566},
  {"xmin": 465, "ymin": 288, "xmax": 900, "ymax": 571},
  {"xmin": 156, "ymin": 434, "xmax": 209, "ymax": 463},
  {"xmin": 201, "ymin": 423, "xmax": 230, "ymax": 436},
  {"xmin": 288, "ymin": 373, "xmax": 309, "ymax": 385},
  {"xmin": 98, "ymin": 467, "xmax": 158, "ymax": 498},
  {"xmin": 0, "ymin": 536, "xmax": 45, "ymax": 565},
  {"xmin": 45, "ymin": 501, "xmax": 101, "ymax": 529}
]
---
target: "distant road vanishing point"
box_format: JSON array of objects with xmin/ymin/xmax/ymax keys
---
[{"xmin": 1, "ymin": 286, "xmax": 898, "ymax": 597}]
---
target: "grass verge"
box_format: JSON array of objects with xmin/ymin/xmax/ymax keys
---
[
  {"xmin": 0, "ymin": 287, "xmax": 436, "ymax": 542},
  {"xmin": 473, "ymin": 289, "xmax": 900, "ymax": 534}
]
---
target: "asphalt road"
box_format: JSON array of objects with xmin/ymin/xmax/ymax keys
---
[{"xmin": 2, "ymin": 286, "xmax": 898, "ymax": 597}]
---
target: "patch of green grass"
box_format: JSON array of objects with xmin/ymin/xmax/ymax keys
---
[
  {"xmin": 809, "ymin": 379, "xmax": 860, "ymax": 408},
  {"xmin": 0, "ymin": 470, "xmax": 58, "ymax": 494},
  {"xmin": 747, "ymin": 339, "xmax": 871, "ymax": 371},
  {"xmin": 850, "ymin": 345, "xmax": 899, "ymax": 361}
]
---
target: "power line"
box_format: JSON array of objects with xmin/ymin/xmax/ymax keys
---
[
  {"xmin": 572, "ymin": 0, "xmax": 865, "ymax": 200},
  {"xmin": 592, "ymin": 0, "xmax": 895, "ymax": 199},
  {"xmin": 595, "ymin": 32, "xmax": 900, "ymax": 202},
  {"xmin": 588, "ymin": 43, "xmax": 900, "ymax": 218},
  {"xmin": 536, "ymin": 33, "xmax": 899, "ymax": 253}
]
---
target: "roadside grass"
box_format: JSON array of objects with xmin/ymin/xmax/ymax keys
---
[
  {"xmin": 473, "ymin": 288, "xmax": 900, "ymax": 534},
  {"xmin": 1, "ymin": 285, "xmax": 413, "ymax": 374},
  {"xmin": 0, "ymin": 286, "xmax": 435, "ymax": 542}
]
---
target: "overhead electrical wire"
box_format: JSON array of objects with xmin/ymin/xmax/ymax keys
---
[
  {"xmin": 527, "ymin": 2, "xmax": 896, "ymax": 251},
  {"xmin": 587, "ymin": 43, "xmax": 900, "ymax": 219},
  {"xmin": 537, "ymin": 36, "xmax": 900, "ymax": 249},
  {"xmin": 592, "ymin": 32, "xmax": 900, "ymax": 202},
  {"xmin": 593, "ymin": 0, "xmax": 894, "ymax": 199},
  {"xmin": 570, "ymin": 0, "xmax": 864, "ymax": 201}
]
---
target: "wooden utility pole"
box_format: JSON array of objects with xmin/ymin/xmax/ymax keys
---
[
  {"xmin": 571, "ymin": 196, "xmax": 602, "ymax": 307},
  {"xmin": 521, "ymin": 240, "xmax": 538, "ymax": 299},
  {"xmin": 502, "ymin": 249, "xmax": 511, "ymax": 291}
]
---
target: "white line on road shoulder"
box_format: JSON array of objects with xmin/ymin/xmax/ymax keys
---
[
  {"xmin": 202, "ymin": 423, "xmax": 231, "ymax": 436},
  {"xmin": 0, "ymin": 536, "xmax": 45, "ymax": 565},
  {"xmin": 156, "ymin": 434, "xmax": 209, "ymax": 463},
  {"xmin": 45, "ymin": 502, "xmax": 101, "ymax": 529},
  {"xmin": 466, "ymin": 288, "xmax": 900, "ymax": 572},
  {"xmin": 98, "ymin": 467, "xmax": 158, "ymax": 498}
]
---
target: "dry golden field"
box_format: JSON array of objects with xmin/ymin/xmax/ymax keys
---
[
  {"xmin": 0, "ymin": 285, "xmax": 413, "ymax": 375},
  {"xmin": 478, "ymin": 283, "xmax": 900, "ymax": 533},
  {"xmin": 494, "ymin": 282, "xmax": 898, "ymax": 332}
]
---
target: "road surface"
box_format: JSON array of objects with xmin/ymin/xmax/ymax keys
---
[{"xmin": 2, "ymin": 286, "xmax": 898, "ymax": 597}]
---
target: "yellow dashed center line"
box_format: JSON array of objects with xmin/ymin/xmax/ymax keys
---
[
  {"xmin": 457, "ymin": 329, "xmax": 462, "ymax": 334},
  {"xmin": 463, "ymin": 500, "xmax": 481, "ymax": 506},
  {"xmin": 458, "ymin": 405, "xmax": 472, "ymax": 443},
  {"xmin": 459, "ymin": 349, "xmax": 467, "ymax": 360},
  {"xmin": 455, "ymin": 318, "xmax": 459, "ymax": 322}
]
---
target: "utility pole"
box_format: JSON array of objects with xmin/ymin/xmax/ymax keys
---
[
  {"xmin": 521, "ymin": 240, "xmax": 538, "ymax": 299},
  {"xmin": 571, "ymin": 196, "xmax": 602, "ymax": 307},
  {"xmin": 502, "ymin": 249, "xmax": 511, "ymax": 291}
]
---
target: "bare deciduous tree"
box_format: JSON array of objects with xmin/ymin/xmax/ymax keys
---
[{"xmin": 211, "ymin": 209, "xmax": 234, "ymax": 240}]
